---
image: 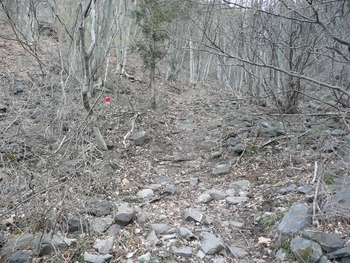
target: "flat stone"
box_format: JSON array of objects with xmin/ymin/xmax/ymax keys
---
[
  {"xmin": 8, "ymin": 250, "xmax": 31, "ymax": 263},
  {"xmin": 206, "ymin": 189, "xmax": 227, "ymax": 200},
  {"xmin": 201, "ymin": 232, "xmax": 225, "ymax": 255},
  {"xmin": 84, "ymin": 252, "xmax": 113, "ymax": 263},
  {"xmin": 298, "ymin": 185, "xmax": 314, "ymax": 194},
  {"xmin": 212, "ymin": 165, "xmax": 230, "ymax": 176},
  {"xmin": 165, "ymin": 185, "xmax": 181, "ymax": 194},
  {"xmin": 179, "ymin": 227, "xmax": 195, "ymax": 240},
  {"xmin": 171, "ymin": 246, "xmax": 192, "ymax": 258},
  {"xmin": 137, "ymin": 189, "xmax": 154, "ymax": 201},
  {"xmin": 226, "ymin": 189, "xmax": 236, "ymax": 197},
  {"xmin": 114, "ymin": 203, "xmax": 134, "ymax": 226},
  {"xmin": 228, "ymin": 245, "xmax": 248, "ymax": 258},
  {"xmin": 150, "ymin": 223, "xmax": 168, "ymax": 234},
  {"xmin": 328, "ymin": 247, "xmax": 350, "ymax": 259},
  {"xmin": 184, "ymin": 208, "xmax": 203, "ymax": 222},
  {"xmin": 277, "ymin": 203, "xmax": 310, "ymax": 235},
  {"xmin": 203, "ymin": 217, "xmax": 213, "ymax": 225},
  {"xmin": 229, "ymin": 180, "xmax": 251, "ymax": 190},
  {"xmin": 130, "ymin": 131, "xmax": 149, "ymax": 146},
  {"xmin": 230, "ymin": 221, "xmax": 244, "ymax": 228},
  {"xmin": 197, "ymin": 193, "xmax": 212, "ymax": 203},
  {"xmin": 85, "ymin": 199, "xmax": 111, "ymax": 216},
  {"xmin": 138, "ymin": 252, "xmax": 151, "ymax": 262},
  {"xmin": 68, "ymin": 215, "xmax": 89, "ymax": 233},
  {"xmin": 93, "ymin": 236, "xmax": 114, "ymax": 254},
  {"xmin": 108, "ymin": 224, "xmax": 120, "ymax": 237},
  {"xmin": 153, "ymin": 176, "xmax": 171, "ymax": 183},
  {"xmin": 226, "ymin": 196, "xmax": 248, "ymax": 204},
  {"xmin": 302, "ymin": 230, "xmax": 343, "ymax": 252},
  {"xmin": 291, "ymin": 237, "xmax": 322, "ymax": 263},
  {"xmin": 2, "ymin": 234, "xmax": 35, "ymax": 254},
  {"xmin": 211, "ymin": 151, "xmax": 222, "ymax": 159},
  {"xmin": 146, "ymin": 230, "xmax": 160, "ymax": 245},
  {"xmin": 90, "ymin": 218, "xmax": 114, "ymax": 233}
]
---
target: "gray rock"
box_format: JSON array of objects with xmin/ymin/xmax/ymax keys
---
[
  {"xmin": 190, "ymin": 178, "xmax": 199, "ymax": 186},
  {"xmin": 203, "ymin": 217, "xmax": 213, "ymax": 225},
  {"xmin": 226, "ymin": 196, "xmax": 248, "ymax": 205},
  {"xmin": 138, "ymin": 252, "xmax": 151, "ymax": 262},
  {"xmin": 275, "ymin": 248, "xmax": 286, "ymax": 262},
  {"xmin": 291, "ymin": 237, "xmax": 323, "ymax": 263},
  {"xmin": 323, "ymin": 186, "xmax": 350, "ymax": 218},
  {"xmin": 108, "ymin": 224, "xmax": 121, "ymax": 237},
  {"xmin": 342, "ymin": 256, "xmax": 350, "ymax": 263},
  {"xmin": 13, "ymin": 83, "xmax": 26, "ymax": 94},
  {"xmin": 230, "ymin": 221, "xmax": 244, "ymax": 228},
  {"xmin": 85, "ymin": 199, "xmax": 111, "ymax": 216},
  {"xmin": 229, "ymin": 157, "xmax": 237, "ymax": 165},
  {"xmin": 137, "ymin": 189, "xmax": 154, "ymax": 201},
  {"xmin": 227, "ymin": 244, "xmax": 248, "ymax": 258},
  {"xmin": 34, "ymin": 234, "xmax": 75, "ymax": 256},
  {"xmin": 196, "ymin": 250, "xmax": 206, "ymax": 259},
  {"xmin": 227, "ymin": 137, "xmax": 241, "ymax": 146},
  {"xmin": 201, "ymin": 232, "xmax": 225, "ymax": 255},
  {"xmin": 130, "ymin": 131, "xmax": 149, "ymax": 146},
  {"xmin": 213, "ymin": 258, "xmax": 225, "ymax": 263},
  {"xmin": 184, "ymin": 208, "xmax": 203, "ymax": 222},
  {"xmin": 211, "ymin": 151, "xmax": 222, "ymax": 159},
  {"xmin": 84, "ymin": 252, "xmax": 113, "ymax": 263},
  {"xmin": 122, "ymin": 195, "xmax": 139, "ymax": 203},
  {"xmin": 229, "ymin": 180, "xmax": 251, "ymax": 190},
  {"xmin": 180, "ymin": 200, "xmax": 191, "ymax": 208},
  {"xmin": 277, "ymin": 184, "xmax": 296, "ymax": 194},
  {"xmin": 317, "ymin": 255, "xmax": 329, "ymax": 263},
  {"xmin": 165, "ymin": 185, "xmax": 181, "ymax": 194},
  {"xmin": 153, "ymin": 176, "xmax": 171, "ymax": 183},
  {"xmin": 225, "ymin": 189, "xmax": 236, "ymax": 197},
  {"xmin": 2, "ymin": 234, "xmax": 35, "ymax": 254},
  {"xmin": 206, "ymin": 189, "xmax": 227, "ymax": 200},
  {"xmin": 328, "ymin": 247, "xmax": 350, "ymax": 259},
  {"xmin": 171, "ymin": 246, "xmax": 192, "ymax": 258},
  {"xmin": 329, "ymin": 129, "xmax": 347, "ymax": 136},
  {"xmin": 302, "ymin": 230, "xmax": 343, "ymax": 252},
  {"xmin": 256, "ymin": 119, "xmax": 272, "ymax": 129},
  {"xmin": 90, "ymin": 218, "xmax": 114, "ymax": 233},
  {"xmin": 93, "ymin": 236, "xmax": 114, "ymax": 254},
  {"xmin": 68, "ymin": 215, "xmax": 89, "ymax": 233},
  {"xmin": 227, "ymin": 143, "xmax": 244, "ymax": 156},
  {"xmin": 150, "ymin": 223, "xmax": 168, "ymax": 234},
  {"xmin": 8, "ymin": 250, "xmax": 30, "ymax": 263},
  {"xmin": 298, "ymin": 185, "xmax": 314, "ymax": 194},
  {"xmin": 114, "ymin": 203, "xmax": 134, "ymax": 226},
  {"xmin": 0, "ymin": 104, "xmax": 7, "ymax": 113},
  {"xmin": 197, "ymin": 193, "xmax": 212, "ymax": 203},
  {"xmin": 212, "ymin": 165, "xmax": 230, "ymax": 176},
  {"xmin": 146, "ymin": 230, "xmax": 160, "ymax": 245},
  {"xmin": 277, "ymin": 203, "xmax": 310, "ymax": 235},
  {"xmin": 179, "ymin": 227, "xmax": 195, "ymax": 240}
]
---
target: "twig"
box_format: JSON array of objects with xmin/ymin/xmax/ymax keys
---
[
  {"xmin": 312, "ymin": 173, "xmax": 322, "ymax": 225},
  {"xmin": 123, "ymin": 113, "xmax": 139, "ymax": 148},
  {"xmin": 260, "ymin": 130, "xmax": 310, "ymax": 148},
  {"xmin": 311, "ymin": 161, "xmax": 318, "ymax": 184}
]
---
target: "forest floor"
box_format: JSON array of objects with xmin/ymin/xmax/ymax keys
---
[{"xmin": 0, "ymin": 20, "xmax": 350, "ymax": 263}]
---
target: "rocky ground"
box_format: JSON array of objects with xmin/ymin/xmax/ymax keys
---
[{"xmin": 0, "ymin": 20, "xmax": 350, "ymax": 263}]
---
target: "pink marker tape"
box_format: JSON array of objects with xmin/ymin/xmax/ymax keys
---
[{"xmin": 105, "ymin": 96, "xmax": 110, "ymax": 105}]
